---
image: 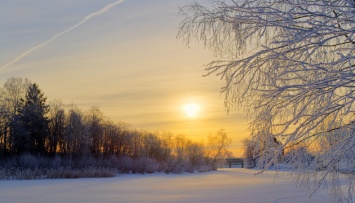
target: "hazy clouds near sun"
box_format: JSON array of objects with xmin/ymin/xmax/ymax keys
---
[{"xmin": 0, "ymin": 0, "xmax": 247, "ymax": 155}]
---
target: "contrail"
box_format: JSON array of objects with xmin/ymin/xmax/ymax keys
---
[{"xmin": 0, "ymin": 0, "xmax": 125, "ymax": 72}]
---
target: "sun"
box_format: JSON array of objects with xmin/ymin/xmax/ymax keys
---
[{"xmin": 182, "ymin": 103, "xmax": 200, "ymax": 117}]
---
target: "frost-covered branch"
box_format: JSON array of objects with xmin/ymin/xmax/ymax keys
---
[{"xmin": 179, "ymin": 0, "xmax": 355, "ymax": 201}]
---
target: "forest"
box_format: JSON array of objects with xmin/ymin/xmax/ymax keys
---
[{"xmin": 0, "ymin": 77, "xmax": 231, "ymax": 179}]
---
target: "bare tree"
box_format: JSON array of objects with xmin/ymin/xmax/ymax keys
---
[
  {"xmin": 85, "ymin": 107, "xmax": 104, "ymax": 159},
  {"xmin": 0, "ymin": 78, "xmax": 30, "ymax": 157},
  {"xmin": 179, "ymin": 0, "xmax": 355, "ymax": 201},
  {"xmin": 207, "ymin": 129, "xmax": 232, "ymax": 168},
  {"xmin": 63, "ymin": 106, "xmax": 88, "ymax": 158},
  {"xmin": 48, "ymin": 100, "xmax": 65, "ymax": 156}
]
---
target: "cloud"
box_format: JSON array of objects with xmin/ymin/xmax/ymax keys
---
[{"xmin": 0, "ymin": 0, "xmax": 125, "ymax": 72}]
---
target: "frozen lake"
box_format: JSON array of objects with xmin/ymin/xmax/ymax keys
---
[{"xmin": 0, "ymin": 168, "xmax": 329, "ymax": 203}]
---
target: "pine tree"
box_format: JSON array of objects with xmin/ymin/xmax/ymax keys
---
[{"xmin": 12, "ymin": 83, "xmax": 49, "ymax": 155}]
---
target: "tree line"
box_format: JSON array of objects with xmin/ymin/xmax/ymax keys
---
[{"xmin": 0, "ymin": 78, "xmax": 231, "ymax": 174}]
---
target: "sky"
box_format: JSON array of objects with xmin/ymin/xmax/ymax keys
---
[{"xmin": 0, "ymin": 0, "xmax": 248, "ymax": 156}]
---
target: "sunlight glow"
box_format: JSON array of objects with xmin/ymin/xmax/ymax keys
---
[{"xmin": 183, "ymin": 103, "xmax": 200, "ymax": 117}]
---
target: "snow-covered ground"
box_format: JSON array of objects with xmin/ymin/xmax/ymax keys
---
[{"xmin": 0, "ymin": 168, "xmax": 329, "ymax": 203}]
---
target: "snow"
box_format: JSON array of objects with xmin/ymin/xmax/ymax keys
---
[{"xmin": 0, "ymin": 168, "xmax": 329, "ymax": 203}]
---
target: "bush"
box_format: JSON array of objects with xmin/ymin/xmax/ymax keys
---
[
  {"xmin": 132, "ymin": 157, "xmax": 159, "ymax": 173},
  {"xmin": 0, "ymin": 167, "xmax": 117, "ymax": 180},
  {"xmin": 118, "ymin": 156, "xmax": 134, "ymax": 173},
  {"xmin": 46, "ymin": 167, "xmax": 117, "ymax": 179},
  {"xmin": 0, "ymin": 151, "xmax": 215, "ymax": 180}
]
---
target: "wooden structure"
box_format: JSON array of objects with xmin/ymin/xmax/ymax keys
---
[{"xmin": 225, "ymin": 158, "xmax": 244, "ymax": 168}]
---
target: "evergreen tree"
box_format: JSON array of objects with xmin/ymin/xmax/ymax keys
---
[
  {"xmin": 10, "ymin": 98, "xmax": 28, "ymax": 155},
  {"xmin": 12, "ymin": 83, "xmax": 49, "ymax": 155}
]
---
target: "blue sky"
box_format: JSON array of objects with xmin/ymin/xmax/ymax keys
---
[{"xmin": 0, "ymin": 0, "xmax": 248, "ymax": 155}]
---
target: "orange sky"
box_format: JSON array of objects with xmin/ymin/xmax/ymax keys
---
[{"xmin": 0, "ymin": 0, "xmax": 248, "ymax": 156}]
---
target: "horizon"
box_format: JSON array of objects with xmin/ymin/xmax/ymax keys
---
[{"xmin": 0, "ymin": 0, "xmax": 248, "ymax": 156}]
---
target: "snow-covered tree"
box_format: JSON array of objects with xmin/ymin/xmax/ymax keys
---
[
  {"xmin": 241, "ymin": 138, "xmax": 256, "ymax": 168},
  {"xmin": 179, "ymin": 0, "xmax": 355, "ymax": 201},
  {"xmin": 0, "ymin": 78, "xmax": 30, "ymax": 157},
  {"xmin": 207, "ymin": 129, "xmax": 232, "ymax": 168}
]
